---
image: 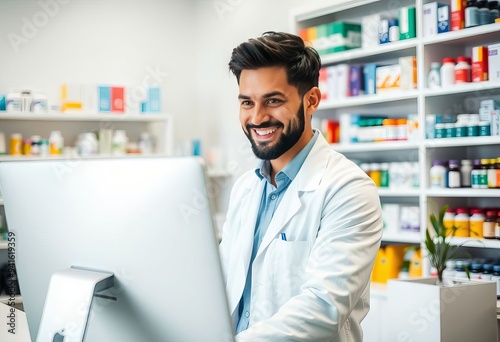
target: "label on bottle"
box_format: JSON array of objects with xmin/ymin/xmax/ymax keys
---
[
  {"xmin": 483, "ymin": 221, "xmax": 496, "ymax": 238},
  {"xmin": 455, "ymin": 68, "xmax": 470, "ymax": 83},
  {"xmin": 470, "ymin": 219, "xmax": 484, "ymax": 238}
]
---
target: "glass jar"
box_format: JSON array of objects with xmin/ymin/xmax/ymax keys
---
[{"xmin": 484, "ymin": 210, "xmax": 497, "ymax": 239}]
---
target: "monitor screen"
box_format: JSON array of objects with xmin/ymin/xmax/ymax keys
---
[{"xmin": 0, "ymin": 156, "xmax": 234, "ymax": 342}]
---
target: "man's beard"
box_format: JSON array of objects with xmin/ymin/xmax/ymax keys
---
[{"xmin": 244, "ymin": 104, "xmax": 305, "ymax": 160}]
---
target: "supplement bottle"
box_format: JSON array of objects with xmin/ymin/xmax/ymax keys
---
[
  {"xmin": 9, "ymin": 133, "xmax": 22, "ymax": 155},
  {"xmin": 444, "ymin": 123, "xmax": 456, "ymax": 138},
  {"xmin": 469, "ymin": 208, "xmax": 485, "ymax": 238},
  {"xmin": 467, "ymin": 114, "xmax": 480, "ymax": 137},
  {"xmin": 477, "ymin": 0, "xmax": 490, "ymax": 24},
  {"xmin": 443, "ymin": 259, "xmax": 456, "ymax": 279},
  {"xmin": 496, "ymin": 210, "xmax": 500, "ymax": 239},
  {"xmin": 427, "ymin": 62, "xmax": 441, "ymax": 88},
  {"xmin": 479, "ymin": 121, "xmax": 491, "ymax": 136},
  {"xmin": 454, "ymin": 207, "xmax": 470, "ymax": 237},
  {"xmin": 370, "ymin": 163, "xmax": 381, "ymax": 187},
  {"xmin": 380, "ymin": 163, "xmax": 390, "ymax": 188},
  {"xmin": 49, "ymin": 130, "xmax": 64, "ymax": 155},
  {"xmin": 487, "ymin": 158, "xmax": 497, "ymax": 188},
  {"xmin": 465, "ymin": 0, "xmax": 480, "ymax": 27},
  {"xmin": 455, "ymin": 114, "xmax": 469, "ymax": 137},
  {"xmin": 479, "ymin": 159, "xmax": 489, "ymax": 188},
  {"xmin": 434, "ymin": 123, "xmax": 446, "ymax": 138},
  {"xmin": 460, "ymin": 159, "xmax": 472, "ymax": 187},
  {"xmin": 490, "ymin": 0, "xmax": 500, "ymax": 22},
  {"xmin": 483, "ymin": 210, "xmax": 497, "ymax": 239},
  {"xmin": 455, "ymin": 261, "xmax": 469, "ymax": 279},
  {"xmin": 491, "ymin": 265, "xmax": 500, "ymax": 297},
  {"xmin": 440, "ymin": 58, "xmax": 456, "ymax": 87},
  {"xmin": 454, "ymin": 56, "xmax": 471, "ymax": 83},
  {"xmin": 447, "ymin": 160, "xmax": 461, "ymax": 188},
  {"xmin": 470, "ymin": 263, "xmax": 483, "ymax": 280},
  {"xmin": 430, "ymin": 160, "xmax": 447, "ymax": 188},
  {"xmin": 30, "ymin": 135, "xmax": 41, "ymax": 156},
  {"xmin": 471, "ymin": 159, "xmax": 482, "ymax": 188},
  {"xmin": 482, "ymin": 263, "xmax": 493, "ymax": 281},
  {"xmin": 443, "ymin": 207, "xmax": 456, "ymax": 236},
  {"xmin": 388, "ymin": 19, "xmax": 400, "ymax": 42},
  {"xmin": 112, "ymin": 130, "xmax": 128, "ymax": 155},
  {"xmin": 496, "ymin": 157, "xmax": 500, "ymax": 188}
]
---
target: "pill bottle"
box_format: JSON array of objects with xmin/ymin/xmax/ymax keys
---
[
  {"xmin": 388, "ymin": 19, "xmax": 400, "ymax": 42},
  {"xmin": 496, "ymin": 210, "xmax": 500, "ymax": 239},
  {"xmin": 479, "ymin": 121, "xmax": 491, "ymax": 136},
  {"xmin": 483, "ymin": 210, "xmax": 497, "ymax": 239},
  {"xmin": 22, "ymin": 138, "xmax": 31, "ymax": 155},
  {"xmin": 380, "ymin": 163, "xmax": 390, "ymax": 188},
  {"xmin": 430, "ymin": 160, "xmax": 447, "ymax": 188},
  {"xmin": 482, "ymin": 263, "xmax": 493, "ymax": 281},
  {"xmin": 455, "ymin": 261, "xmax": 469, "ymax": 279},
  {"xmin": 370, "ymin": 163, "xmax": 381, "ymax": 187},
  {"xmin": 491, "ymin": 265, "xmax": 500, "ymax": 297},
  {"xmin": 490, "ymin": 0, "xmax": 500, "ymax": 22},
  {"xmin": 112, "ymin": 130, "xmax": 128, "ymax": 155},
  {"xmin": 454, "ymin": 56, "xmax": 471, "ymax": 83},
  {"xmin": 445, "ymin": 123, "xmax": 456, "ymax": 138},
  {"xmin": 382, "ymin": 118, "xmax": 397, "ymax": 141},
  {"xmin": 443, "ymin": 259, "xmax": 456, "ymax": 279},
  {"xmin": 396, "ymin": 118, "xmax": 407, "ymax": 140},
  {"xmin": 443, "ymin": 207, "xmax": 456, "ymax": 236},
  {"xmin": 434, "ymin": 123, "xmax": 446, "ymax": 138},
  {"xmin": 470, "ymin": 263, "xmax": 483, "ymax": 280},
  {"xmin": 465, "ymin": 0, "xmax": 480, "ymax": 27},
  {"xmin": 487, "ymin": 158, "xmax": 497, "ymax": 188},
  {"xmin": 440, "ymin": 58, "xmax": 456, "ymax": 87},
  {"xmin": 49, "ymin": 130, "xmax": 64, "ymax": 155},
  {"xmin": 471, "ymin": 159, "xmax": 482, "ymax": 188},
  {"xmin": 478, "ymin": 0, "xmax": 491, "ymax": 24},
  {"xmin": 496, "ymin": 157, "xmax": 500, "ymax": 188},
  {"xmin": 427, "ymin": 62, "xmax": 441, "ymax": 88},
  {"xmin": 479, "ymin": 159, "xmax": 489, "ymax": 188},
  {"xmin": 467, "ymin": 114, "xmax": 480, "ymax": 137},
  {"xmin": 455, "ymin": 114, "xmax": 469, "ymax": 137},
  {"xmin": 454, "ymin": 207, "xmax": 470, "ymax": 237},
  {"xmin": 447, "ymin": 159, "xmax": 461, "ymax": 188},
  {"xmin": 9, "ymin": 133, "xmax": 22, "ymax": 155},
  {"xmin": 460, "ymin": 159, "xmax": 472, "ymax": 187},
  {"xmin": 469, "ymin": 208, "xmax": 485, "ymax": 238}
]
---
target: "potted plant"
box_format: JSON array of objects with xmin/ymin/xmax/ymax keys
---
[{"xmin": 386, "ymin": 204, "xmax": 498, "ymax": 341}]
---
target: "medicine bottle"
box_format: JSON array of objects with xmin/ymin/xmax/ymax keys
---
[
  {"xmin": 478, "ymin": 0, "xmax": 491, "ymax": 24},
  {"xmin": 382, "ymin": 119, "xmax": 397, "ymax": 141},
  {"xmin": 430, "ymin": 160, "xmax": 447, "ymax": 188},
  {"xmin": 443, "ymin": 207, "xmax": 456, "ymax": 236},
  {"xmin": 479, "ymin": 121, "xmax": 491, "ymax": 136},
  {"xmin": 496, "ymin": 157, "xmax": 500, "ymax": 188},
  {"xmin": 465, "ymin": 0, "xmax": 480, "ymax": 27},
  {"xmin": 434, "ymin": 123, "xmax": 446, "ymax": 138},
  {"xmin": 484, "ymin": 210, "xmax": 497, "ymax": 239},
  {"xmin": 488, "ymin": 158, "xmax": 497, "ymax": 188},
  {"xmin": 479, "ymin": 159, "xmax": 489, "ymax": 188},
  {"xmin": 112, "ymin": 130, "xmax": 128, "ymax": 155},
  {"xmin": 440, "ymin": 58, "xmax": 456, "ymax": 87},
  {"xmin": 370, "ymin": 163, "xmax": 381, "ymax": 187},
  {"xmin": 427, "ymin": 62, "xmax": 441, "ymax": 88},
  {"xmin": 455, "ymin": 261, "xmax": 469, "ymax": 279},
  {"xmin": 443, "ymin": 260, "xmax": 456, "ymax": 279},
  {"xmin": 396, "ymin": 118, "xmax": 407, "ymax": 140},
  {"xmin": 470, "ymin": 263, "xmax": 483, "ymax": 280},
  {"xmin": 447, "ymin": 160, "xmax": 461, "ymax": 188},
  {"xmin": 491, "ymin": 265, "xmax": 500, "ymax": 297},
  {"xmin": 454, "ymin": 56, "xmax": 471, "ymax": 83},
  {"xmin": 496, "ymin": 210, "xmax": 500, "ymax": 239},
  {"xmin": 380, "ymin": 163, "xmax": 390, "ymax": 188},
  {"xmin": 455, "ymin": 114, "xmax": 468, "ymax": 137},
  {"xmin": 469, "ymin": 208, "xmax": 485, "ymax": 238},
  {"xmin": 460, "ymin": 159, "xmax": 472, "ymax": 187},
  {"xmin": 471, "ymin": 159, "xmax": 482, "ymax": 188},
  {"xmin": 388, "ymin": 19, "xmax": 400, "ymax": 42},
  {"xmin": 482, "ymin": 263, "xmax": 493, "ymax": 281},
  {"xmin": 9, "ymin": 133, "xmax": 22, "ymax": 155},
  {"xmin": 49, "ymin": 130, "xmax": 64, "ymax": 155},
  {"xmin": 30, "ymin": 135, "xmax": 41, "ymax": 156},
  {"xmin": 454, "ymin": 208, "xmax": 470, "ymax": 237},
  {"xmin": 490, "ymin": 0, "xmax": 500, "ymax": 22}
]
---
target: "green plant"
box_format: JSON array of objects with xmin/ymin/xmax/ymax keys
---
[{"xmin": 424, "ymin": 204, "xmax": 469, "ymax": 284}]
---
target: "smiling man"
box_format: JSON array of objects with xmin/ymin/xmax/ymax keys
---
[{"xmin": 220, "ymin": 32, "xmax": 383, "ymax": 342}]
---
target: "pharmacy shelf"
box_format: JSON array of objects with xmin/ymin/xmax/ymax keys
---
[
  {"xmin": 0, "ymin": 154, "xmax": 170, "ymax": 162},
  {"xmin": 422, "ymin": 22, "xmax": 500, "ymax": 46},
  {"xmin": 422, "ymin": 81, "xmax": 500, "ymax": 97},
  {"xmin": 451, "ymin": 237, "xmax": 500, "ymax": 249},
  {"xmin": 382, "ymin": 232, "xmax": 421, "ymax": 244},
  {"xmin": 0, "ymin": 112, "xmax": 172, "ymax": 122},
  {"xmin": 426, "ymin": 188, "xmax": 500, "ymax": 198},
  {"xmin": 377, "ymin": 188, "xmax": 421, "ymax": 197},
  {"xmin": 331, "ymin": 141, "xmax": 419, "ymax": 153},
  {"xmin": 319, "ymin": 39, "xmax": 417, "ymax": 65},
  {"xmin": 318, "ymin": 91, "xmax": 419, "ymax": 110},
  {"xmin": 424, "ymin": 136, "xmax": 500, "ymax": 148}
]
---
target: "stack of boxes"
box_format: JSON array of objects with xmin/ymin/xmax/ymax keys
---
[{"xmin": 299, "ymin": 21, "xmax": 361, "ymax": 55}]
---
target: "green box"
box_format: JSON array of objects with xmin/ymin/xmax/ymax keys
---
[
  {"xmin": 315, "ymin": 24, "xmax": 328, "ymax": 55},
  {"xmin": 326, "ymin": 22, "xmax": 361, "ymax": 54},
  {"xmin": 399, "ymin": 7, "xmax": 416, "ymax": 40}
]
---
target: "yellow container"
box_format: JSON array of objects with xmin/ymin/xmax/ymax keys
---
[
  {"xmin": 409, "ymin": 248, "xmax": 422, "ymax": 277},
  {"xmin": 9, "ymin": 133, "xmax": 22, "ymax": 155},
  {"xmin": 454, "ymin": 208, "xmax": 470, "ymax": 237}
]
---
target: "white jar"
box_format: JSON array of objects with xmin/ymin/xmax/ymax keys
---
[
  {"xmin": 49, "ymin": 131, "xmax": 64, "ymax": 155},
  {"xmin": 112, "ymin": 130, "xmax": 128, "ymax": 155},
  {"xmin": 454, "ymin": 56, "xmax": 471, "ymax": 83},
  {"xmin": 440, "ymin": 57, "xmax": 456, "ymax": 87},
  {"xmin": 430, "ymin": 160, "xmax": 447, "ymax": 188}
]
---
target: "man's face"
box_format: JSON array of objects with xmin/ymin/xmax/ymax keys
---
[{"xmin": 238, "ymin": 66, "xmax": 306, "ymax": 160}]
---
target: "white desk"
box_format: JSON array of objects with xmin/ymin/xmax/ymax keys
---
[{"xmin": 0, "ymin": 303, "xmax": 31, "ymax": 341}]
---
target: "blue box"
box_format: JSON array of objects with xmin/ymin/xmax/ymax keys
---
[
  {"xmin": 349, "ymin": 65, "xmax": 364, "ymax": 96},
  {"xmin": 141, "ymin": 87, "xmax": 161, "ymax": 113},
  {"xmin": 98, "ymin": 86, "xmax": 111, "ymax": 112},
  {"xmin": 363, "ymin": 64, "xmax": 377, "ymax": 95},
  {"xmin": 438, "ymin": 5, "xmax": 449, "ymax": 33}
]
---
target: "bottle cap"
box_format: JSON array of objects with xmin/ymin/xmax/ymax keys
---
[
  {"xmin": 493, "ymin": 265, "xmax": 500, "ymax": 273},
  {"xmin": 389, "ymin": 18, "xmax": 399, "ymax": 26},
  {"xmin": 432, "ymin": 160, "xmax": 445, "ymax": 166},
  {"xmin": 442, "ymin": 57, "xmax": 455, "ymax": 64},
  {"xmin": 448, "ymin": 159, "xmax": 459, "ymax": 167},
  {"xmin": 485, "ymin": 210, "xmax": 497, "ymax": 217},
  {"xmin": 456, "ymin": 56, "xmax": 471, "ymax": 63},
  {"xmin": 456, "ymin": 207, "xmax": 468, "ymax": 214},
  {"xmin": 483, "ymin": 263, "xmax": 493, "ymax": 272}
]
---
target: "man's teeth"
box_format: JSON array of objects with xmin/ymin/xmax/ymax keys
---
[{"xmin": 255, "ymin": 128, "xmax": 278, "ymax": 136}]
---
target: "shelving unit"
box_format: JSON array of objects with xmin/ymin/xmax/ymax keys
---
[{"xmin": 290, "ymin": 0, "xmax": 500, "ymax": 270}]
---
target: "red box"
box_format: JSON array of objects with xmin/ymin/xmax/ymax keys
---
[
  {"xmin": 472, "ymin": 46, "xmax": 489, "ymax": 82},
  {"xmin": 319, "ymin": 67, "xmax": 329, "ymax": 102},
  {"xmin": 451, "ymin": 0, "xmax": 466, "ymax": 30},
  {"xmin": 111, "ymin": 86, "xmax": 125, "ymax": 113}
]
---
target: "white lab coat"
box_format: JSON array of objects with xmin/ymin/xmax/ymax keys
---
[{"xmin": 219, "ymin": 133, "xmax": 383, "ymax": 342}]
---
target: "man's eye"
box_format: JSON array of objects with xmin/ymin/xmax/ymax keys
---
[
  {"xmin": 241, "ymin": 100, "xmax": 252, "ymax": 106},
  {"xmin": 267, "ymin": 98, "xmax": 282, "ymax": 105}
]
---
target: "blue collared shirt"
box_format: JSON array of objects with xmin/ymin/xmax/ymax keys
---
[{"xmin": 236, "ymin": 130, "xmax": 319, "ymax": 334}]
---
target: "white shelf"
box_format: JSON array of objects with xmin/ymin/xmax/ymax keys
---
[
  {"xmin": 422, "ymin": 23, "xmax": 500, "ymax": 46},
  {"xmin": 424, "ymin": 136, "xmax": 500, "ymax": 148},
  {"xmin": 331, "ymin": 140, "xmax": 419, "ymax": 153},
  {"xmin": 426, "ymin": 188, "xmax": 500, "ymax": 198},
  {"xmin": 0, "ymin": 154, "xmax": 169, "ymax": 162},
  {"xmin": 382, "ymin": 232, "xmax": 421, "ymax": 244},
  {"xmin": 318, "ymin": 91, "xmax": 418, "ymax": 110},
  {"xmin": 0, "ymin": 112, "xmax": 172, "ymax": 122},
  {"xmin": 451, "ymin": 237, "xmax": 500, "ymax": 249},
  {"xmin": 422, "ymin": 81, "xmax": 500, "ymax": 97},
  {"xmin": 377, "ymin": 188, "xmax": 421, "ymax": 197}
]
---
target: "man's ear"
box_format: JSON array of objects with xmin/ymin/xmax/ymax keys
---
[{"xmin": 304, "ymin": 87, "xmax": 321, "ymax": 116}]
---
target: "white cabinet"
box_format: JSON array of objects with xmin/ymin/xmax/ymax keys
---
[{"xmin": 290, "ymin": 0, "xmax": 500, "ymax": 276}]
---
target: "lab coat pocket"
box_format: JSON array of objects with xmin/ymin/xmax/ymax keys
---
[{"xmin": 272, "ymin": 239, "xmax": 311, "ymax": 306}]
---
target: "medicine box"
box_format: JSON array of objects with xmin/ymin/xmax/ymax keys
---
[
  {"xmin": 480, "ymin": 99, "xmax": 500, "ymax": 111},
  {"xmin": 349, "ymin": 65, "xmax": 363, "ymax": 96},
  {"xmin": 423, "ymin": 2, "xmax": 449, "ymax": 37},
  {"xmin": 319, "ymin": 67, "xmax": 329, "ymax": 102},
  {"xmin": 332, "ymin": 64, "xmax": 350, "ymax": 98},
  {"xmin": 306, "ymin": 26, "xmax": 318, "ymax": 50},
  {"xmin": 472, "ymin": 46, "xmax": 489, "ymax": 82},
  {"xmin": 492, "ymin": 110, "xmax": 500, "ymax": 135},
  {"xmin": 98, "ymin": 86, "xmax": 111, "ymax": 112},
  {"xmin": 488, "ymin": 43, "xmax": 500, "ymax": 82},
  {"xmin": 141, "ymin": 87, "xmax": 161, "ymax": 113},
  {"xmin": 361, "ymin": 14, "xmax": 382, "ymax": 48},
  {"xmin": 314, "ymin": 24, "xmax": 328, "ymax": 55},
  {"xmin": 379, "ymin": 18, "xmax": 389, "ymax": 44},
  {"xmin": 0, "ymin": 95, "xmax": 5, "ymax": 111},
  {"xmin": 376, "ymin": 64, "xmax": 401, "ymax": 92},
  {"xmin": 399, "ymin": 7, "xmax": 416, "ymax": 40},
  {"xmin": 382, "ymin": 204, "xmax": 400, "ymax": 236},
  {"xmin": 400, "ymin": 205, "xmax": 420, "ymax": 232},
  {"xmin": 61, "ymin": 84, "xmax": 83, "ymax": 112},
  {"xmin": 451, "ymin": 0, "xmax": 467, "ymax": 30},
  {"xmin": 399, "ymin": 56, "xmax": 417, "ymax": 90},
  {"xmin": 326, "ymin": 22, "xmax": 361, "ymax": 54},
  {"xmin": 363, "ymin": 64, "xmax": 377, "ymax": 95}
]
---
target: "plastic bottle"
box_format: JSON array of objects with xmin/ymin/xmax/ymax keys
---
[
  {"xmin": 49, "ymin": 131, "xmax": 64, "ymax": 155},
  {"xmin": 488, "ymin": 158, "xmax": 497, "ymax": 188},
  {"xmin": 427, "ymin": 62, "xmax": 441, "ymax": 88},
  {"xmin": 490, "ymin": 0, "xmax": 500, "ymax": 22},
  {"xmin": 454, "ymin": 207, "xmax": 470, "ymax": 237},
  {"xmin": 483, "ymin": 210, "xmax": 497, "ymax": 238},
  {"xmin": 482, "ymin": 263, "xmax": 493, "ymax": 280},
  {"xmin": 471, "ymin": 159, "xmax": 482, "ymax": 188},
  {"xmin": 77, "ymin": 132, "xmax": 98, "ymax": 156},
  {"xmin": 479, "ymin": 159, "xmax": 489, "ymax": 188},
  {"xmin": 39, "ymin": 139, "xmax": 49, "ymax": 157},
  {"xmin": 470, "ymin": 263, "xmax": 483, "ymax": 279},
  {"xmin": 382, "ymin": 119, "xmax": 397, "ymax": 141},
  {"xmin": 465, "ymin": 0, "xmax": 480, "ymax": 27},
  {"xmin": 9, "ymin": 133, "xmax": 22, "ymax": 155},
  {"xmin": 478, "ymin": 0, "xmax": 491, "ymax": 24},
  {"xmin": 434, "ymin": 123, "xmax": 446, "ymax": 138},
  {"xmin": 460, "ymin": 159, "xmax": 472, "ymax": 187},
  {"xmin": 491, "ymin": 265, "xmax": 500, "ymax": 297},
  {"xmin": 455, "ymin": 261, "xmax": 469, "ymax": 278},
  {"xmin": 112, "ymin": 130, "xmax": 128, "ymax": 155},
  {"xmin": 455, "ymin": 114, "xmax": 469, "ymax": 137},
  {"xmin": 496, "ymin": 210, "xmax": 500, "ymax": 239},
  {"xmin": 30, "ymin": 135, "xmax": 41, "ymax": 156},
  {"xmin": 469, "ymin": 208, "xmax": 485, "ymax": 238},
  {"xmin": 440, "ymin": 58, "xmax": 456, "ymax": 87},
  {"xmin": 396, "ymin": 118, "xmax": 407, "ymax": 140},
  {"xmin": 138, "ymin": 132, "xmax": 154, "ymax": 154},
  {"xmin": 443, "ymin": 208, "xmax": 456, "ymax": 236},
  {"xmin": 389, "ymin": 19, "xmax": 400, "ymax": 42},
  {"xmin": 430, "ymin": 160, "xmax": 447, "ymax": 188},
  {"xmin": 496, "ymin": 157, "xmax": 500, "ymax": 188},
  {"xmin": 370, "ymin": 163, "xmax": 381, "ymax": 187},
  {"xmin": 454, "ymin": 56, "xmax": 471, "ymax": 83},
  {"xmin": 380, "ymin": 163, "xmax": 390, "ymax": 188},
  {"xmin": 443, "ymin": 259, "xmax": 456, "ymax": 279},
  {"xmin": 479, "ymin": 121, "xmax": 491, "ymax": 136},
  {"xmin": 447, "ymin": 159, "xmax": 461, "ymax": 188}
]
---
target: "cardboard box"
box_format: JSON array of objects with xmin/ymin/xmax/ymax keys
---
[
  {"xmin": 492, "ymin": 109, "xmax": 500, "ymax": 135},
  {"xmin": 361, "ymin": 14, "xmax": 382, "ymax": 48},
  {"xmin": 451, "ymin": 0, "xmax": 467, "ymax": 30},
  {"xmin": 488, "ymin": 43, "xmax": 500, "ymax": 82},
  {"xmin": 349, "ymin": 65, "xmax": 363, "ymax": 96},
  {"xmin": 376, "ymin": 64, "xmax": 401, "ymax": 92},
  {"xmin": 315, "ymin": 24, "xmax": 328, "ymax": 55},
  {"xmin": 480, "ymin": 99, "xmax": 500, "ymax": 111},
  {"xmin": 399, "ymin": 7, "xmax": 416, "ymax": 40},
  {"xmin": 472, "ymin": 46, "xmax": 489, "ymax": 82},
  {"xmin": 98, "ymin": 86, "xmax": 111, "ymax": 112},
  {"xmin": 423, "ymin": 2, "xmax": 449, "ymax": 37},
  {"xmin": 111, "ymin": 86, "xmax": 125, "ymax": 113},
  {"xmin": 382, "ymin": 204, "xmax": 400, "ymax": 236},
  {"xmin": 363, "ymin": 63, "xmax": 377, "ymax": 95},
  {"xmin": 141, "ymin": 87, "xmax": 161, "ymax": 113},
  {"xmin": 379, "ymin": 18, "xmax": 389, "ymax": 44},
  {"xmin": 333, "ymin": 64, "xmax": 350, "ymax": 98},
  {"xmin": 306, "ymin": 26, "xmax": 318, "ymax": 50},
  {"xmin": 326, "ymin": 22, "xmax": 361, "ymax": 54},
  {"xmin": 399, "ymin": 56, "xmax": 417, "ymax": 90},
  {"xmin": 400, "ymin": 205, "xmax": 420, "ymax": 232}
]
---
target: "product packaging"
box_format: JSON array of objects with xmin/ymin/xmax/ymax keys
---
[
  {"xmin": 400, "ymin": 206, "xmax": 420, "ymax": 232},
  {"xmin": 98, "ymin": 86, "xmax": 111, "ymax": 112},
  {"xmin": 376, "ymin": 64, "xmax": 401, "ymax": 92},
  {"xmin": 349, "ymin": 65, "xmax": 364, "ymax": 96},
  {"xmin": 318, "ymin": 67, "xmax": 329, "ymax": 102},
  {"xmin": 306, "ymin": 26, "xmax": 318, "ymax": 50},
  {"xmin": 488, "ymin": 43, "xmax": 500, "ymax": 82},
  {"xmin": 451, "ymin": 0, "xmax": 467, "ymax": 30},
  {"xmin": 379, "ymin": 18, "xmax": 390, "ymax": 44},
  {"xmin": 382, "ymin": 204, "xmax": 401, "ymax": 236},
  {"xmin": 399, "ymin": 56, "xmax": 417, "ymax": 90},
  {"xmin": 141, "ymin": 87, "xmax": 161, "ymax": 113},
  {"xmin": 111, "ymin": 86, "xmax": 125, "ymax": 113},
  {"xmin": 314, "ymin": 24, "xmax": 328, "ymax": 55},
  {"xmin": 363, "ymin": 64, "xmax": 378, "ymax": 95},
  {"xmin": 326, "ymin": 22, "xmax": 361, "ymax": 53},
  {"xmin": 423, "ymin": 2, "xmax": 450, "ymax": 36},
  {"xmin": 327, "ymin": 64, "xmax": 350, "ymax": 99},
  {"xmin": 399, "ymin": 7, "xmax": 416, "ymax": 40},
  {"xmin": 361, "ymin": 14, "xmax": 383, "ymax": 48},
  {"xmin": 61, "ymin": 84, "xmax": 83, "ymax": 112},
  {"xmin": 0, "ymin": 95, "xmax": 5, "ymax": 111},
  {"xmin": 472, "ymin": 46, "xmax": 489, "ymax": 82}
]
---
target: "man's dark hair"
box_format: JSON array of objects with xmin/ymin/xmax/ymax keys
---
[{"xmin": 228, "ymin": 31, "xmax": 321, "ymax": 97}]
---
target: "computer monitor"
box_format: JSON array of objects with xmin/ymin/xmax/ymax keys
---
[{"xmin": 0, "ymin": 156, "xmax": 235, "ymax": 342}]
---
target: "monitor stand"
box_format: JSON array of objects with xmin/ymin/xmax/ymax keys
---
[{"xmin": 35, "ymin": 267, "xmax": 114, "ymax": 342}]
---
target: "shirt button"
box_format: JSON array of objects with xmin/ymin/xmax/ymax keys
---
[
  {"xmin": 245, "ymin": 311, "xmax": 250, "ymax": 318},
  {"xmin": 271, "ymin": 194, "xmax": 276, "ymax": 200}
]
